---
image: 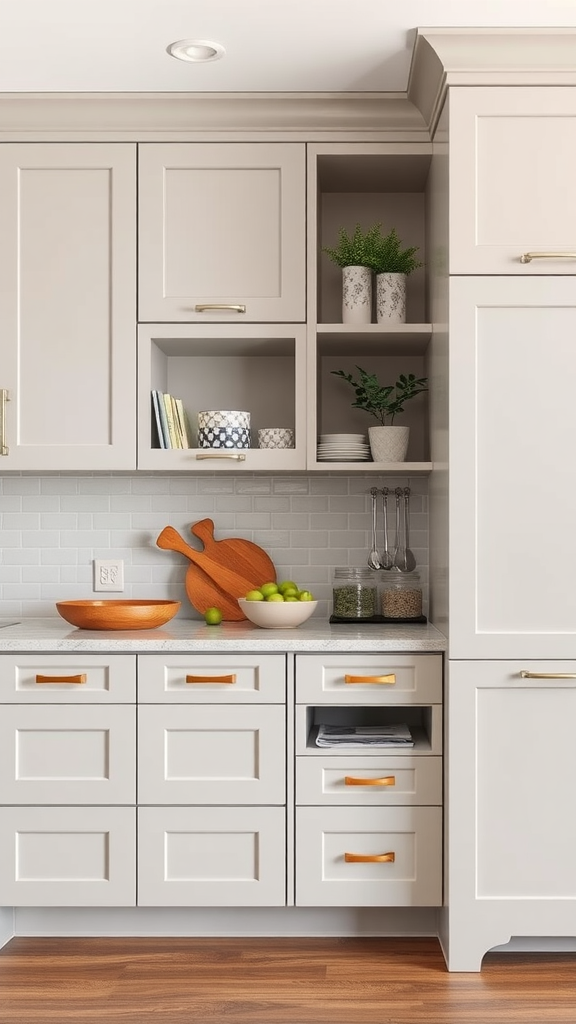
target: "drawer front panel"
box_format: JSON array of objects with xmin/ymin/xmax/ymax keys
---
[
  {"xmin": 138, "ymin": 806, "xmax": 286, "ymax": 906},
  {"xmin": 0, "ymin": 806, "xmax": 136, "ymax": 906},
  {"xmin": 0, "ymin": 654, "xmax": 136, "ymax": 703},
  {"xmin": 138, "ymin": 705, "xmax": 285, "ymax": 804},
  {"xmin": 138, "ymin": 654, "xmax": 286, "ymax": 703},
  {"xmin": 296, "ymin": 806, "xmax": 442, "ymax": 907},
  {"xmin": 295, "ymin": 654, "xmax": 442, "ymax": 704},
  {"xmin": 296, "ymin": 755, "xmax": 442, "ymax": 806},
  {"xmin": 0, "ymin": 705, "xmax": 136, "ymax": 805}
]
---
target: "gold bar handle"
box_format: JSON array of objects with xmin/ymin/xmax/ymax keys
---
[
  {"xmin": 520, "ymin": 252, "xmax": 576, "ymax": 264},
  {"xmin": 186, "ymin": 673, "xmax": 237, "ymax": 684},
  {"xmin": 520, "ymin": 671, "xmax": 576, "ymax": 679},
  {"xmin": 345, "ymin": 775, "xmax": 396, "ymax": 787},
  {"xmin": 0, "ymin": 388, "xmax": 9, "ymax": 456},
  {"xmin": 194, "ymin": 304, "xmax": 246, "ymax": 313},
  {"xmin": 345, "ymin": 852, "xmax": 395, "ymax": 863},
  {"xmin": 36, "ymin": 673, "xmax": 87, "ymax": 685},
  {"xmin": 344, "ymin": 673, "xmax": 396, "ymax": 685},
  {"xmin": 195, "ymin": 452, "xmax": 246, "ymax": 461}
]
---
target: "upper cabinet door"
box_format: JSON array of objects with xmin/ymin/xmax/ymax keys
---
[
  {"xmin": 449, "ymin": 87, "xmax": 576, "ymax": 275},
  {"xmin": 449, "ymin": 276, "xmax": 576, "ymax": 659},
  {"xmin": 0, "ymin": 143, "xmax": 136, "ymax": 471},
  {"xmin": 138, "ymin": 143, "xmax": 305, "ymax": 322}
]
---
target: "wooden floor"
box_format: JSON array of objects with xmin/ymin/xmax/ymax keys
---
[{"xmin": 0, "ymin": 937, "xmax": 575, "ymax": 1023}]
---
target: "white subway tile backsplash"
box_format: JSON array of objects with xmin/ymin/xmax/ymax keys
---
[{"xmin": 0, "ymin": 474, "xmax": 428, "ymax": 620}]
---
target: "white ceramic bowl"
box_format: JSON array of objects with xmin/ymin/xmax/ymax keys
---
[{"xmin": 238, "ymin": 597, "xmax": 317, "ymax": 629}]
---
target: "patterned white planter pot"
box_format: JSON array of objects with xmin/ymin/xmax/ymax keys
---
[
  {"xmin": 376, "ymin": 273, "xmax": 407, "ymax": 325},
  {"xmin": 368, "ymin": 425, "xmax": 410, "ymax": 463},
  {"xmin": 342, "ymin": 266, "xmax": 372, "ymax": 324}
]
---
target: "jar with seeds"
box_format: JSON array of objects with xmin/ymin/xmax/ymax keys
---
[
  {"xmin": 332, "ymin": 567, "xmax": 377, "ymax": 620},
  {"xmin": 380, "ymin": 570, "xmax": 423, "ymax": 620}
]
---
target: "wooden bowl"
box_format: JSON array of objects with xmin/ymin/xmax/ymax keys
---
[{"xmin": 56, "ymin": 599, "xmax": 181, "ymax": 631}]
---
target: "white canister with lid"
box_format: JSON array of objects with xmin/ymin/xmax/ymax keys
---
[{"xmin": 332, "ymin": 567, "xmax": 377, "ymax": 620}]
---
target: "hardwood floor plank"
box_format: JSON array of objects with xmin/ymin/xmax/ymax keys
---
[{"xmin": 1, "ymin": 938, "xmax": 575, "ymax": 1024}]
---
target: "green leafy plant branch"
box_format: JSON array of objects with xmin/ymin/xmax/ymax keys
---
[
  {"xmin": 331, "ymin": 366, "xmax": 428, "ymax": 425},
  {"xmin": 322, "ymin": 223, "xmax": 423, "ymax": 274}
]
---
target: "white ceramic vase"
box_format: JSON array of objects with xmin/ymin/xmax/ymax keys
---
[
  {"xmin": 342, "ymin": 265, "xmax": 372, "ymax": 324},
  {"xmin": 368, "ymin": 425, "xmax": 410, "ymax": 463},
  {"xmin": 376, "ymin": 272, "xmax": 407, "ymax": 325}
]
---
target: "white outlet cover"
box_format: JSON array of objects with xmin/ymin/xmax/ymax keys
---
[{"xmin": 94, "ymin": 559, "xmax": 124, "ymax": 592}]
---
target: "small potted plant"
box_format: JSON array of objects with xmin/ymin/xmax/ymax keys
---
[
  {"xmin": 331, "ymin": 365, "xmax": 428, "ymax": 462},
  {"xmin": 322, "ymin": 223, "xmax": 383, "ymax": 325},
  {"xmin": 369, "ymin": 226, "xmax": 423, "ymax": 325}
]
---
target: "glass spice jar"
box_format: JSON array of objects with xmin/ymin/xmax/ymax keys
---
[
  {"xmin": 380, "ymin": 570, "xmax": 423, "ymax": 620},
  {"xmin": 332, "ymin": 567, "xmax": 377, "ymax": 620}
]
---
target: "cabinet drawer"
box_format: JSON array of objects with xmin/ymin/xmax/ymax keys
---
[
  {"xmin": 138, "ymin": 806, "xmax": 286, "ymax": 906},
  {"xmin": 0, "ymin": 705, "xmax": 136, "ymax": 805},
  {"xmin": 296, "ymin": 755, "xmax": 442, "ymax": 806},
  {"xmin": 0, "ymin": 654, "xmax": 136, "ymax": 703},
  {"xmin": 138, "ymin": 654, "xmax": 286, "ymax": 703},
  {"xmin": 0, "ymin": 806, "xmax": 136, "ymax": 906},
  {"xmin": 138, "ymin": 705, "xmax": 285, "ymax": 804},
  {"xmin": 295, "ymin": 654, "xmax": 442, "ymax": 704},
  {"xmin": 295, "ymin": 806, "xmax": 442, "ymax": 907}
]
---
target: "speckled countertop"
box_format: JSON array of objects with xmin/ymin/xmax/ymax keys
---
[{"xmin": 0, "ymin": 618, "xmax": 446, "ymax": 653}]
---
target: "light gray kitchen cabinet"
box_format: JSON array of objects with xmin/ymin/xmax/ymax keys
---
[
  {"xmin": 445, "ymin": 661, "xmax": 576, "ymax": 972},
  {"xmin": 138, "ymin": 143, "xmax": 306, "ymax": 323},
  {"xmin": 448, "ymin": 87, "xmax": 576, "ymax": 275},
  {"xmin": 0, "ymin": 144, "xmax": 136, "ymax": 470},
  {"xmin": 294, "ymin": 653, "xmax": 443, "ymax": 907},
  {"xmin": 0, "ymin": 654, "xmax": 137, "ymax": 906},
  {"xmin": 136, "ymin": 653, "xmax": 287, "ymax": 907}
]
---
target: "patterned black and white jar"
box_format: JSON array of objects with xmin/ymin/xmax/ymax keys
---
[{"xmin": 197, "ymin": 410, "xmax": 251, "ymax": 448}]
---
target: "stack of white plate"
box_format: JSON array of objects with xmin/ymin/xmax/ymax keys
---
[{"xmin": 317, "ymin": 433, "xmax": 371, "ymax": 461}]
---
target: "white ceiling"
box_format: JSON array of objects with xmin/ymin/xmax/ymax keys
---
[{"xmin": 1, "ymin": 0, "xmax": 576, "ymax": 93}]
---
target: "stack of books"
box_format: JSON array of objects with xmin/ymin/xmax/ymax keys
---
[
  {"xmin": 315, "ymin": 724, "xmax": 414, "ymax": 747},
  {"xmin": 151, "ymin": 391, "xmax": 192, "ymax": 449}
]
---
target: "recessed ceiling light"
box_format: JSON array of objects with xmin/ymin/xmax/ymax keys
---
[{"xmin": 166, "ymin": 39, "xmax": 226, "ymax": 63}]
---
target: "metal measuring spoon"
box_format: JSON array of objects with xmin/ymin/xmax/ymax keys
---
[
  {"xmin": 367, "ymin": 487, "xmax": 381, "ymax": 569},
  {"xmin": 379, "ymin": 487, "xmax": 393, "ymax": 569}
]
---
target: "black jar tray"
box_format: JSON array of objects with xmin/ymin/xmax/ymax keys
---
[{"xmin": 329, "ymin": 614, "xmax": 428, "ymax": 625}]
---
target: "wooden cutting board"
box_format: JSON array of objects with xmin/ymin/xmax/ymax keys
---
[
  {"xmin": 178, "ymin": 562, "xmax": 247, "ymax": 621},
  {"xmin": 189, "ymin": 519, "xmax": 276, "ymax": 586}
]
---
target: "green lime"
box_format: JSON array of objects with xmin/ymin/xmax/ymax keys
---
[
  {"xmin": 245, "ymin": 589, "xmax": 264, "ymax": 601},
  {"xmin": 260, "ymin": 582, "xmax": 279, "ymax": 598},
  {"xmin": 204, "ymin": 607, "xmax": 223, "ymax": 625},
  {"xmin": 266, "ymin": 593, "xmax": 285, "ymax": 602},
  {"xmin": 278, "ymin": 580, "xmax": 298, "ymax": 594}
]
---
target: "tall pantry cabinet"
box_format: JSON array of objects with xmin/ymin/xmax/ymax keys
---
[{"xmin": 424, "ymin": 69, "xmax": 576, "ymax": 969}]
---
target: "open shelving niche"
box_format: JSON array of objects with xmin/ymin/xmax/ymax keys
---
[
  {"xmin": 137, "ymin": 323, "xmax": 307, "ymax": 472},
  {"xmin": 307, "ymin": 143, "xmax": 434, "ymax": 474}
]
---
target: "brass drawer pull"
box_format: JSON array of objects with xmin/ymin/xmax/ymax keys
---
[
  {"xmin": 344, "ymin": 673, "xmax": 396, "ymax": 685},
  {"xmin": 194, "ymin": 303, "xmax": 246, "ymax": 313},
  {"xmin": 520, "ymin": 671, "xmax": 576, "ymax": 679},
  {"xmin": 36, "ymin": 673, "xmax": 87, "ymax": 684},
  {"xmin": 344, "ymin": 775, "xmax": 396, "ymax": 787},
  {"xmin": 345, "ymin": 851, "xmax": 395, "ymax": 863},
  {"xmin": 186, "ymin": 673, "xmax": 237, "ymax": 684},
  {"xmin": 195, "ymin": 452, "xmax": 246, "ymax": 461},
  {"xmin": 520, "ymin": 252, "xmax": 576, "ymax": 264}
]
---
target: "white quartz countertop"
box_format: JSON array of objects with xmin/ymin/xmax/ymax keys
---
[{"xmin": 0, "ymin": 617, "xmax": 447, "ymax": 653}]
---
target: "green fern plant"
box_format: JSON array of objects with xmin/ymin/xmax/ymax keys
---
[
  {"xmin": 331, "ymin": 366, "xmax": 428, "ymax": 425},
  {"xmin": 369, "ymin": 227, "xmax": 423, "ymax": 275},
  {"xmin": 322, "ymin": 223, "xmax": 385, "ymax": 269}
]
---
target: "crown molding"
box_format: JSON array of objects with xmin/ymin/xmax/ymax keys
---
[
  {"xmin": 0, "ymin": 91, "xmax": 428, "ymax": 141},
  {"xmin": 409, "ymin": 28, "xmax": 576, "ymax": 134}
]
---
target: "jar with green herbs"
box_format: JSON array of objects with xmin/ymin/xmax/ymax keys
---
[{"xmin": 332, "ymin": 567, "xmax": 377, "ymax": 620}]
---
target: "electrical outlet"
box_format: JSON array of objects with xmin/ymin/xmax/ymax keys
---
[{"xmin": 94, "ymin": 559, "xmax": 124, "ymax": 592}]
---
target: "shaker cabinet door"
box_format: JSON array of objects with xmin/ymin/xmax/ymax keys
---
[
  {"xmin": 138, "ymin": 143, "xmax": 305, "ymax": 322},
  {"xmin": 449, "ymin": 87, "xmax": 576, "ymax": 275},
  {"xmin": 0, "ymin": 143, "xmax": 136, "ymax": 470},
  {"xmin": 449, "ymin": 276, "xmax": 576, "ymax": 659}
]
